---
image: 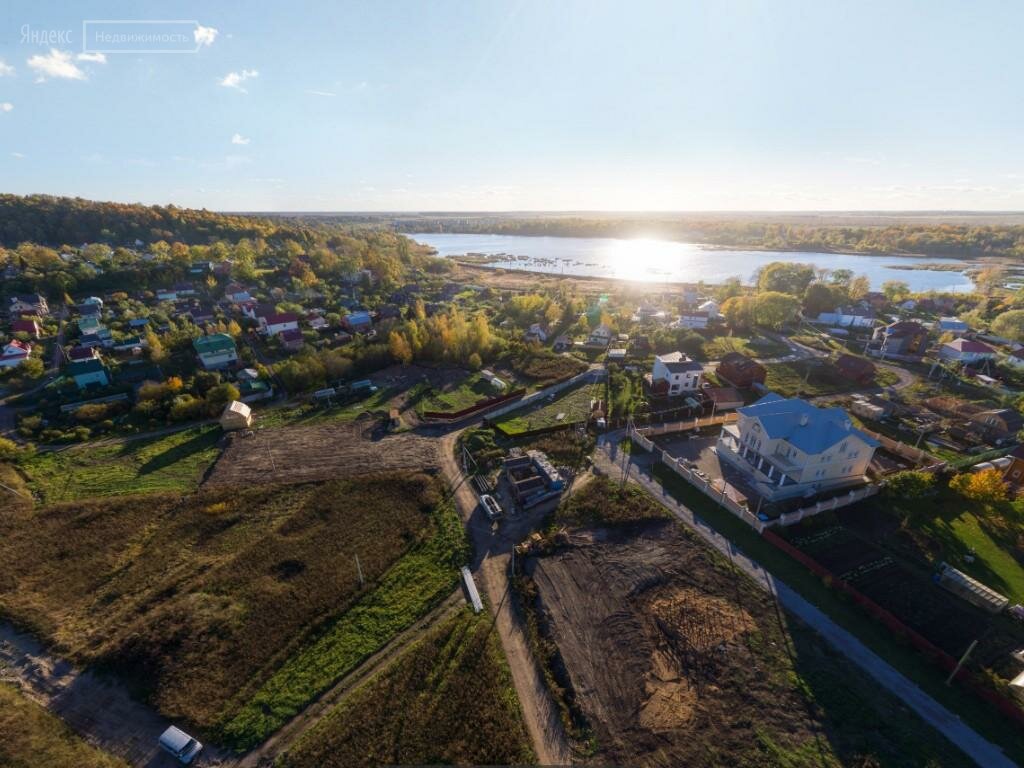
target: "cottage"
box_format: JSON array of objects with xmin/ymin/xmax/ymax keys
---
[
  {"xmin": 156, "ymin": 288, "xmax": 178, "ymax": 302},
  {"xmin": 716, "ymin": 393, "xmax": 878, "ymax": 501},
  {"xmin": 10, "ymin": 318, "xmax": 41, "ymax": 338},
  {"xmin": 525, "ymin": 323, "xmax": 549, "ymax": 343},
  {"xmin": 673, "ymin": 311, "xmax": 709, "ymax": 330},
  {"xmin": 698, "ymin": 299, "xmax": 721, "ymax": 318},
  {"xmin": 193, "ymin": 333, "xmax": 239, "ymax": 370},
  {"xmin": 703, "ymin": 386, "xmax": 744, "ymax": 411},
  {"xmin": 264, "ymin": 313, "xmax": 300, "ymax": 337},
  {"xmin": 1001, "ymin": 445, "xmax": 1024, "ymax": 488},
  {"xmin": 716, "ymin": 352, "xmax": 766, "ymax": 388},
  {"xmin": 306, "ymin": 314, "xmax": 329, "ymax": 331},
  {"xmin": 937, "ymin": 317, "xmax": 969, "ymax": 336},
  {"xmin": 872, "ymin": 320, "xmax": 928, "ymax": 356},
  {"xmin": 938, "ymin": 338, "xmax": 996, "ymax": 364},
  {"xmin": 113, "ymin": 335, "xmax": 146, "ymax": 353},
  {"xmin": 607, "ymin": 348, "xmax": 627, "ymax": 363},
  {"xmin": 219, "ymin": 400, "xmax": 253, "ymax": 431},
  {"xmin": 553, "ymin": 334, "xmax": 572, "ymax": 351},
  {"xmin": 66, "ymin": 357, "xmax": 110, "ymax": 390},
  {"xmin": 811, "ymin": 309, "xmax": 874, "ymax": 328},
  {"xmin": 128, "ymin": 317, "xmax": 151, "ymax": 330},
  {"xmin": 834, "ymin": 354, "xmax": 876, "ymax": 385},
  {"xmin": 1005, "ymin": 349, "xmax": 1024, "ymax": 370},
  {"xmin": 650, "ymin": 351, "xmax": 703, "ymax": 396},
  {"xmin": 8, "ymin": 294, "xmax": 49, "ymax": 316},
  {"xmin": 0, "ymin": 339, "xmax": 31, "ymax": 368},
  {"xmin": 67, "ymin": 345, "xmax": 100, "ymax": 362}
]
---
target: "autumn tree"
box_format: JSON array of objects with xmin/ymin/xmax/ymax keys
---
[
  {"xmin": 755, "ymin": 292, "xmax": 800, "ymax": 330},
  {"xmin": 757, "ymin": 262, "xmax": 815, "ymax": 296},
  {"xmin": 949, "ymin": 469, "xmax": 1008, "ymax": 502}
]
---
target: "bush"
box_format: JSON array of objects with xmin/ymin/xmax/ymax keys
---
[{"xmin": 883, "ymin": 470, "xmax": 936, "ymax": 500}]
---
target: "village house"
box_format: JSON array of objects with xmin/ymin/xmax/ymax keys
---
[
  {"xmin": 871, "ymin": 320, "xmax": 929, "ymax": 356},
  {"xmin": 938, "ymin": 338, "xmax": 997, "ymax": 364},
  {"xmin": 9, "ymin": 294, "xmax": 49, "ymax": 317},
  {"xmin": 193, "ymin": 333, "xmax": 239, "ymax": 370},
  {"xmin": 156, "ymin": 288, "xmax": 179, "ymax": 302},
  {"xmin": 811, "ymin": 308, "xmax": 875, "ymax": 328},
  {"xmin": 0, "ymin": 339, "xmax": 31, "ymax": 368},
  {"xmin": 717, "ymin": 393, "xmax": 879, "ymax": 501},
  {"xmin": 698, "ymin": 299, "xmax": 720, "ymax": 318},
  {"xmin": 553, "ymin": 333, "xmax": 572, "ymax": 351},
  {"xmin": 11, "ymin": 318, "xmax": 41, "ymax": 338},
  {"xmin": 834, "ymin": 354, "xmax": 876, "ymax": 385},
  {"xmin": 264, "ymin": 313, "xmax": 300, "ymax": 337},
  {"xmin": 342, "ymin": 310, "xmax": 374, "ymax": 334},
  {"xmin": 67, "ymin": 346, "xmax": 100, "ymax": 363},
  {"xmin": 673, "ymin": 310, "xmax": 709, "ymax": 330},
  {"xmin": 650, "ymin": 351, "xmax": 703, "ymax": 396},
  {"xmin": 66, "ymin": 357, "xmax": 110, "ymax": 390},
  {"xmin": 703, "ymin": 386, "xmax": 744, "ymax": 411},
  {"xmin": 967, "ymin": 409, "xmax": 1024, "ymax": 443},
  {"xmin": 716, "ymin": 351, "xmax": 766, "ymax": 388},
  {"xmin": 279, "ymin": 328, "xmax": 305, "ymax": 351},
  {"xmin": 1005, "ymin": 349, "xmax": 1024, "ymax": 370},
  {"xmin": 525, "ymin": 323, "xmax": 549, "ymax": 343},
  {"xmin": 306, "ymin": 314, "xmax": 329, "ymax": 331},
  {"xmin": 1002, "ymin": 445, "xmax": 1024, "ymax": 489},
  {"xmin": 937, "ymin": 317, "xmax": 969, "ymax": 336},
  {"xmin": 586, "ymin": 323, "xmax": 613, "ymax": 348}
]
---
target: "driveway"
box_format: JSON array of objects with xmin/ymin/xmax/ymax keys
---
[{"xmin": 592, "ymin": 437, "xmax": 1015, "ymax": 768}]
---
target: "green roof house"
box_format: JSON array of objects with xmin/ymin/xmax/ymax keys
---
[
  {"xmin": 67, "ymin": 357, "xmax": 110, "ymax": 391},
  {"xmin": 193, "ymin": 333, "xmax": 238, "ymax": 370}
]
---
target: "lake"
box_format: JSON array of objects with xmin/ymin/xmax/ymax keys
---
[{"xmin": 410, "ymin": 233, "xmax": 975, "ymax": 293}]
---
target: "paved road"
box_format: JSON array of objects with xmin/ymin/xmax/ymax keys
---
[{"xmin": 592, "ymin": 438, "xmax": 1015, "ymax": 768}]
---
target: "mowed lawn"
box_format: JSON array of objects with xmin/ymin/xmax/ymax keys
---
[
  {"xmin": 0, "ymin": 472, "xmax": 465, "ymax": 748},
  {"xmin": 0, "ymin": 684, "xmax": 128, "ymax": 768},
  {"xmin": 277, "ymin": 611, "xmax": 534, "ymax": 768},
  {"xmin": 20, "ymin": 426, "xmax": 221, "ymax": 502},
  {"xmin": 493, "ymin": 380, "xmax": 603, "ymax": 435}
]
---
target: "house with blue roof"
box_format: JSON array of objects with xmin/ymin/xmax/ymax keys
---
[{"xmin": 717, "ymin": 392, "xmax": 878, "ymax": 501}]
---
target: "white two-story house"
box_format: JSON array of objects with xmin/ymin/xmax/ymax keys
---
[
  {"xmin": 717, "ymin": 393, "xmax": 878, "ymax": 501},
  {"xmin": 650, "ymin": 351, "xmax": 703, "ymax": 396}
]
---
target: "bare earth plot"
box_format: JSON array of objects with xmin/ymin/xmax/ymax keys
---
[
  {"xmin": 524, "ymin": 519, "xmax": 975, "ymax": 768},
  {"xmin": 206, "ymin": 417, "xmax": 438, "ymax": 486}
]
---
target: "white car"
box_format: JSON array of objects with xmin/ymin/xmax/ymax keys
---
[
  {"xmin": 158, "ymin": 726, "xmax": 203, "ymax": 765},
  {"xmin": 480, "ymin": 494, "xmax": 504, "ymax": 521}
]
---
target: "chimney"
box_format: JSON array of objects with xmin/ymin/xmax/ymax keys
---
[{"xmin": 799, "ymin": 413, "xmax": 809, "ymax": 426}]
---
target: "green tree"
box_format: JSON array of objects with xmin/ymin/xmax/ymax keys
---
[
  {"xmin": 803, "ymin": 282, "xmax": 838, "ymax": 317},
  {"xmin": 882, "ymin": 280, "xmax": 911, "ymax": 303},
  {"xmin": 721, "ymin": 295, "xmax": 757, "ymax": 331},
  {"xmin": 757, "ymin": 262, "xmax": 815, "ymax": 296},
  {"xmin": 990, "ymin": 309, "xmax": 1024, "ymax": 342},
  {"xmin": 755, "ymin": 292, "xmax": 800, "ymax": 329},
  {"xmin": 205, "ymin": 382, "xmax": 241, "ymax": 416}
]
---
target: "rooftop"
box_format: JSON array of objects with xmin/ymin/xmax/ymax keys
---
[{"xmin": 739, "ymin": 393, "xmax": 879, "ymax": 455}]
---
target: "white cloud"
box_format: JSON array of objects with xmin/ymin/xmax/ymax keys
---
[
  {"xmin": 306, "ymin": 89, "xmax": 336, "ymax": 97},
  {"xmin": 77, "ymin": 52, "xmax": 107, "ymax": 64},
  {"xmin": 194, "ymin": 25, "xmax": 218, "ymax": 47},
  {"xmin": 0, "ymin": 103, "xmax": 12, "ymax": 112},
  {"xmin": 11, "ymin": 152, "xmax": 24, "ymax": 158},
  {"xmin": 220, "ymin": 69, "xmax": 258, "ymax": 91},
  {"xmin": 0, "ymin": 60, "xmax": 14, "ymax": 77},
  {"xmin": 27, "ymin": 49, "xmax": 85, "ymax": 82},
  {"xmin": 231, "ymin": 133, "xmax": 250, "ymax": 145}
]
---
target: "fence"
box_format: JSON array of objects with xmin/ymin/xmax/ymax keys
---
[
  {"xmin": 775, "ymin": 485, "xmax": 878, "ymax": 526},
  {"xmin": 482, "ymin": 368, "xmax": 605, "ymax": 423},
  {"xmin": 421, "ymin": 388, "xmax": 526, "ymax": 421},
  {"xmin": 762, "ymin": 529, "xmax": 1024, "ymax": 728},
  {"xmin": 859, "ymin": 426, "xmax": 945, "ymax": 471},
  {"xmin": 635, "ymin": 413, "xmax": 738, "ymax": 437}
]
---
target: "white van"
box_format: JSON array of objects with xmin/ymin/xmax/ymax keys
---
[{"xmin": 158, "ymin": 725, "xmax": 203, "ymax": 765}]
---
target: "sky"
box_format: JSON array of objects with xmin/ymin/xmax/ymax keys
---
[{"xmin": 0, "ymin": 0, "xmax": 1023, "ymax": 212}]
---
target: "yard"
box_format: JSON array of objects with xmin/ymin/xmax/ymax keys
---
[
  {"xmin": 0, "ymin": 684, "xmax": 128, "ymax": 768},
  {"xmin": 491, "ymin": 380, "xmax": 603, "ymax": 435},
  {"xmin": 0, "ymin": 472, "xmax": 467, "ymax": 750},
  {"xmin": 276, "ymin": 611, "xmax": 534, "ymax": 768},
  {"xmin": 20, "ymin": 425, "xmax": 221, "ymax": 502},
  {"xmin": 702, "ymin": 334, "xmax": 789, "ymax": 361},
  {"xmin": 411, "ymin": 371, "xmax": 514, "ymax": 415},
  {"xmin": 518, "ymin": 479, "xmax": 976, "ymax": 767}
]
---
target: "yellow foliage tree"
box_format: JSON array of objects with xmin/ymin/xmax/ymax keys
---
[{"xmin": 949, "ymin": 468, "xmax": 1008, "ymax": 502}]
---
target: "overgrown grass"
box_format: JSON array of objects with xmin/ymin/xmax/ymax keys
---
[
  {"xmin": 648, "ymin": 463, "xmax": 1024, "ymax": 765},
  {"xmin": 0, "ymin": 683, "xmax": 129, "ymax": 768},
  {"xmin": 493, "ymin": 381, "xmax": 602, "ymax": 435},
  {"xmin": 0, "ymin": 473, "xmax": 449, "ymax": 740},
  {"xmin": 554, "ymin": 476, "xmax": 669, "ymax": 527},
  {"xmin": 276, "ymin": 611, "xmax": 534, "ymax": 768},
  {"xmin": 703, "ymin": 334, "xmax": 789, "ymax": 360},
  {"xmin": 257, "ymin": 387, "xmax": 397, "ymax": 428},
  {"xmin": 414, "ymin": 373, "xmax": 504, "ymax": 414},
  {"xmin": 503, "ymin": 347, "xmax": 587, "ymax": 386},
  {"xmin": 20, "ymin": 426, "xmax": 220, "ymax": 502},
  {"xmin": 764, "ymin": 359, "xmax": 898, "ymax": 398},
  {"xmin": 221, "ymin": 498, "xmax": 469, "ymax": 749}
]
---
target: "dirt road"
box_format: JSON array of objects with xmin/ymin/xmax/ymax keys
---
[
  {"xmin": 0, "ymin": 622, "xmax": 235, "ymax": 768},
  {"xmin": 439, "ymin": 431, "xmax": 573, "ymax": 766},
  {"xmin": 592, "ymin": 439, "xmax": 1016, "ymax": 768}
]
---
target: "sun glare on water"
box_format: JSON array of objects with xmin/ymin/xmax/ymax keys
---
[{"xmin": 601, "ymin": 237, "xmax": 695, "ymax": 282}]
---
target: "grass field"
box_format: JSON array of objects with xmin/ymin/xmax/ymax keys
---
[
  {"xmin": 503, "ymin": 347, "xmax": 587, "ymax": 386},
  {"xmin": 492, "ymin": 380, "xmax": 602, "ymax": 435},
  {"xmin": 222, "ymin": 496, "xmax": 468, "ymax": 749},
  {"xmin": 703, "ymin": 334, "xmax": 789, "ymax": 360},
  {"xmin": 257, "ymin": 387, "xmax": 398, "ymax": 429},
  {"xmin": 413, "ymin": 372, "xmax": 508, "ymax": 414},
  {"xmin": 0, "ymin": 472, "xmax": 460, "ymax": 746},
  {"xmin": 0, "ymin": 684, "xmax": 128, "ymax": 768},
  {"xmin": 648, "ymin": 463, "xmax": 1024, "ymax": 765},
  {"xmin": 20, "ymin": 426, "xmax": 221, "ymax": 502},
  {"xmin": 277, "ymin": 611, "xmax": 534, "ymax": 768},
  {"xmin": 764, "ymin": 359, "xmax": 899, "ymax": 397}
]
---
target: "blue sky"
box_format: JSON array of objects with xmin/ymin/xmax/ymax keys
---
[{"xmin": 0, "ymin": 0, "xmax": 1022, "ymax": 211}]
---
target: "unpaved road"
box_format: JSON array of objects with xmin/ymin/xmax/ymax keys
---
[
  {"xmin": 593, "ymin": 438, "xmax": 1016, "ymax": 768},
  {"xmin": 439, "ymin": 431, "xmax": 573, "ymax": 766},
  {"xmin": 0, "ymin": 622, "xmax": 235, "ymax": 767}
]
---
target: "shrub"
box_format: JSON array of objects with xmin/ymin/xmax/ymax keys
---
[
  {"xmin": 883, "ymin": 470, "xmax": 936, "ymax": 500},
  {"xmin": 949, "ymin": 469, "xmax": 1008, "ymax": 502}
]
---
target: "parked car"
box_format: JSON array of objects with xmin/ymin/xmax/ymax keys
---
[
  {"xmin": 158, "ymin": 726, "xmax": 203, "ymax": 765},
  {"xmin": 480, "ymin": 494, "xmax": 504, "ymax": 521}
]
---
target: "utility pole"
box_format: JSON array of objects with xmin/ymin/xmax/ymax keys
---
[
  {"xmin": 946, "ymin": 639, "xmax": 978, "ymax": 686},
  {"xmin": 355, "ymin": 554, "xmax": 365, "ymax": 588}
]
